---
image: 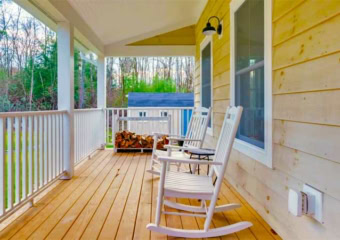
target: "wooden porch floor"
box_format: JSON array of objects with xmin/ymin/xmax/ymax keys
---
[{"xmin": 0, "ymin": 150, "xmax": 281, "ymax": 240}]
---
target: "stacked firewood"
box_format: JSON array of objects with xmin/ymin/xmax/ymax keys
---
[{"xmin": 115, "ymin": 131, "xmax": 169, "ymax": 149}]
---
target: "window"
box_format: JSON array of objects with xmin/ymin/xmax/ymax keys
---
[
  {"xmin": 139, "ymin": 111, "xmax": 147, "ymax": 117},
  {"xmin": 160, "ymin": 111, "xmax": 168, "ymax": 122},
  {"xmin": 230, "ymin": 0, "xmax": 272, "ymax": 167},
  {"xmin": 160, "ymin": 111, "xmax": 168, "ymax": 117},
  {"xmin": 200, "ymin": 37, "xmax": 213, "ymax": 134}
]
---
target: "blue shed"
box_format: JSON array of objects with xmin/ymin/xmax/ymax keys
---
[{"xmin": 128, "ymin": 92, "xmax": 194, "ymax": 135}]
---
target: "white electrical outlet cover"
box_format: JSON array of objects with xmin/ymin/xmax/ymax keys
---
[
  {"xmin": 303, "ymin": 184, "xmax": 323, "ymax": 224},
  {"xmin": 288, "ymin": 189, "xmax": 302, "ymax": 217}
]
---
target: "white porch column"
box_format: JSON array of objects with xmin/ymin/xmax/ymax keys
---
[
  {"xmin": 97, "ymin": 55, "xmax": 106, "ymax": 148},
  {"xmin": 57, "ymin": 22, "xmax": 75, "ymax": 179}
]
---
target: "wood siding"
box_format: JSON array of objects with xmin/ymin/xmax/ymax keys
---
[{"xmin": 195, "ymin": 0, "xmax": 340, "ymax": 239}]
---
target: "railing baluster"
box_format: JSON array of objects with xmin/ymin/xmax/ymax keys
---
[
  {"xmin": 39, "ymin": 115, "xmax": 44, "ymax": 188},
  {"xmin": 111, "ymin": 110, "xmax": 119, "ymax": 145},
  {"xmin": 74, "ymin": 114, "xmax": 76, "ymax": 164},
  {"xmin": 15, "ymin": 117, "xmax": 21, "ymax": 204},
  {"xmin": 52, "ymin": 115, "xmax": 56, "ymax": 179},
  {"xmin": 60, "ymin": 114, "xmax": 64, "ymax": 172},
  {"xmin": 81, "ymin": 113, "xmax": 84, "ymax": 160},
  {"xmin": 34, "ymin": 116, "xmax": 38, "ymax": 192},
  {"xmin": 77, "ymin": 113, "xmax": 79, "ymax": 163},
  {"xmin": 106, "ymin": 110, "xmax": 109, "ymax": 144},
  {"xmin": 7, "ymin": 117, "xmax": 13, "ymax": 209},
  {"xmin": 28, "ymin": 116, "xmax": 33, "ymax": 195},
  {"xmin": 56, "ymin": 114, "xmax": 60, "ymax": 175},
  {"xmin": 22, "ymin": 116, "xmax": 27, "ymax": 200},
  {"xmin": 0, "ymin": 118, "xmax": 6, "ymax": 215},
  {"xmin": 81, "ymin": 114, "xmax": 84, "ymax": 160},
  {"xmin": 48, "ymin": 115, "xmax": 52, "ymax": 182}
]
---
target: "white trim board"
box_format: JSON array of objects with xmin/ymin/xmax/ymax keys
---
[
  {"xmin": 200, "ymin": 36, "xmax": 214, "ymax": 136},
  {"xmin": 229, "ymin": 0, "xmax": 273, "ymax": 168}
]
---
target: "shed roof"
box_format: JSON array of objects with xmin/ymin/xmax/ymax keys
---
[{"xmin": 128, "ymin": 92, "xmax": 194, "ymax": 107}]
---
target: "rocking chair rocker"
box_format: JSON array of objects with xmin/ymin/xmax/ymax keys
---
[
  {"xmin": 147, "ymin": 106, "xmax": 212, "ymax": 175},
  {"xmin": 146, "ymin": 106, "xmax": 252, "ymax": 238}
]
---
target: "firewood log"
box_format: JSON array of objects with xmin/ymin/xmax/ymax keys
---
[{"xmin": 115, "ymin": 130, "xmax": 169, "ymax": 149}]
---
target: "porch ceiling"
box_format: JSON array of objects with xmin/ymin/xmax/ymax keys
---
[
  {"xmin": 15, "ymin": 0, "xmax": 206, "ymax": 56},
  {"xmin": 68, "ymin": 0, "xmax": 205, "ymax": 46}
]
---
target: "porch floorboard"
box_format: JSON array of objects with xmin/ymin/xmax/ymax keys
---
[{"xmin": 0, "ymin": 150, "xmax": 281, "ymax": 240}]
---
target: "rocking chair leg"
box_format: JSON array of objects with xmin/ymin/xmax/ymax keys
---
[
  {"xmin": 156, "ymin": 161, "xmax": 167, "ymax": 226},
  {"xmin": 150, "ymin": 135, "xmax": 158, "ymax": 168},
  {"xmin": 204, "ymin": 190, "xmax": 219, "ymax": 231},
  {"xmin": 177, "ymin": 163, "xmax": 182, "ymax": 171}
]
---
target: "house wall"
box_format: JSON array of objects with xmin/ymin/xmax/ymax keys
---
[{"xmin": 194, "ymin": 0, "xmax": 340, "ymax": 239}]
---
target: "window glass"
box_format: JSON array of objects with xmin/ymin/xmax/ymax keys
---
[
  {"xmin": 160, "ymin": 111, "xmax": 168, "ymax": 117},
  {"xmin": 202, "ymin": 42, "xmax": 212, "ymax": 127},
  {"xmin": 139, "ymin": 111, "xmax": 147, "ymax": 117},
  {"xmin": 235, "ymin": 0, "xmax": 264, "ymax": 148}
]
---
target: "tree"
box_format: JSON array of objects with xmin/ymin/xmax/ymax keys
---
[{"xmin": 106, "ymin": 56, "xmax": 194, "ymax": 107}]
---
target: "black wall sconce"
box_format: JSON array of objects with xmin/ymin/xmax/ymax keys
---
[{"xmin": 202, "ymin": 16, "xmax": 222, "ymax": 36}]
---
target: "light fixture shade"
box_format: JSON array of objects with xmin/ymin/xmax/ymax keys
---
[{"xmin": 202, "ymin": 22, "xmax": 216, "ymax": 36}]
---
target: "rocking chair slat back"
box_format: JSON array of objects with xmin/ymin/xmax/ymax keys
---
[
  {"xmin": 211, "ymin": 106, "xmax": 243, "ymax": 179},
  {"xmin": 184, "ymin": 107, "xmax": 211, "ymax": 148}
]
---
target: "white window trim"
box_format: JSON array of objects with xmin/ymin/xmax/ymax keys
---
[
  {"xmin": 229, "ymin": 0, "xmax": 273, "ymax": 168},
  {"xmin": 200, "ymin": 36, "xmax": 214, "ymax": 136}
]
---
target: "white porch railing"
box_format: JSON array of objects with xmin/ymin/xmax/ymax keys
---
[
  {"xmin": 106, "ymin": 107, "xmax": 193, "ymax": 147},
  {"xmin": 0, "ymin": 110, "xmax": 66, "ymax": 220},
  {"xmin": 0, "ymin": 107, "xmax": 191, "ymax": 220},
  {"xmin": 74, "ymin": 109, "xmax": 104, "ymax": 165}
]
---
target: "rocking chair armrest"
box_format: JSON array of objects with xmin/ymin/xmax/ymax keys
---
[
  {"xmin": 164, "ymin": 145, "xmax": 199, "ymax": 152},
  {"xmin": 153, "ymin": 132, "xmax": 183, "ymax": 138},
  {"xmin": 158, "ymin": 156, "xmax": 221, "ymax": 165},
  {"xmin": 167, "ymin": 137, "xmax": 202, "ymax": 142}
]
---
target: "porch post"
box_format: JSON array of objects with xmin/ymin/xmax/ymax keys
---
[
  {"xmin": 57, "ymin": 22, "xmax": 75, "ymax": 179},
  {"xmin": 97, "ymin": 55, "xmax": 106, "ymax": 148}
]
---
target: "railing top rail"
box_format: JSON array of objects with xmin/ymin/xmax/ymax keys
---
[
  {"xmin": 118, "ymin": 116, "xmax": 170, "ymax": 121},
  {"xmin": 74, "ymin": 108, "xmax": 104, "ymax": 112},
  {"xmin": 0, "ymin": 110, "xmax": 67, "ymax": 118},
  {"xmin": 107, "ymin": 107, "xmax": 194, "ymax": 110}
]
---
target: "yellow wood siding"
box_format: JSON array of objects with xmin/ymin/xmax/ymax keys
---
[{"xmin": 195, "ymin": 0, "xmax": 340, "ymax": 239}]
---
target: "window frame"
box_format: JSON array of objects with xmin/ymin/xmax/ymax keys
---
[
  {"xmin": 200, "ymin": 36, "xmax": 214, "ymax": 136},
  {"xmin": 230, "ymin": 0, "xmax": 273, "ymax": 168}
]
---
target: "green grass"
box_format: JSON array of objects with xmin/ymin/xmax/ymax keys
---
[{"xmin": 106, "ymin": 128, "xmax": 114, "ymax": 149}]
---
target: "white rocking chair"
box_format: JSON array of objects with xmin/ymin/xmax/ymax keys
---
[
  {"xmin": 147, "ymin": 107, "xmax": 212, "ymax": 175},
  {"xmin": 146, "ymin": 106, "xmax": 252, "ymax": 238}
]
